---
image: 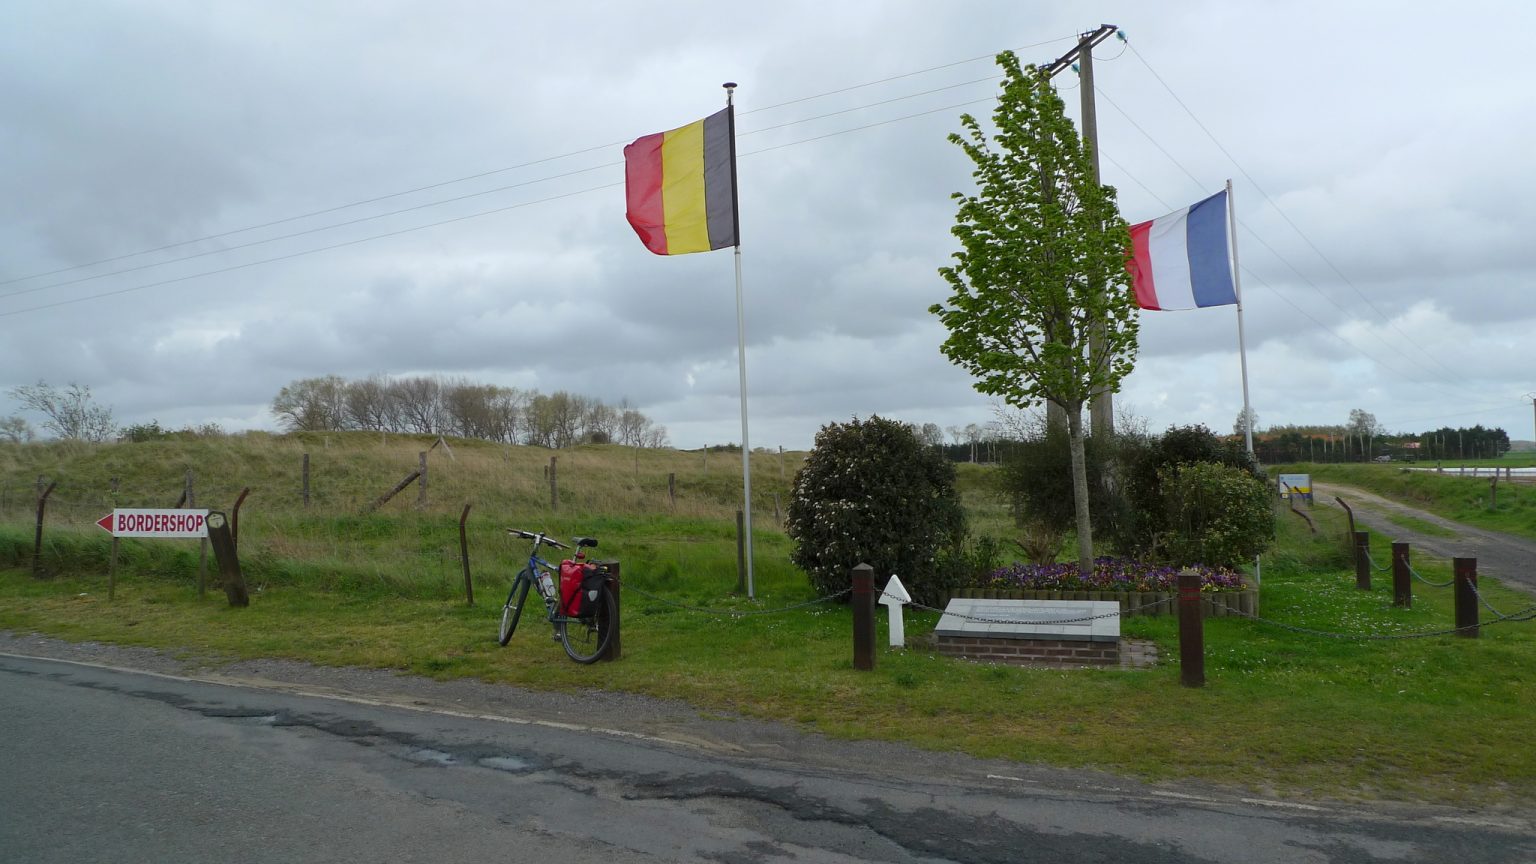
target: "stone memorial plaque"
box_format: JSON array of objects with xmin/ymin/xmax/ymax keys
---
[{"xmin": 935, "ymin": 598, "xmax": 1120, "ymax": 643}]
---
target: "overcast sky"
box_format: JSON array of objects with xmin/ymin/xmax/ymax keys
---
[{"xmin": 4, "ymin": 1, "xmax": 1534, "ymax": 450}]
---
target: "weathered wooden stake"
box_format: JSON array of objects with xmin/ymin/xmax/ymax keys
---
[
  {"xmin": 302, "ymin": 453, "xmax": 311, "ymax": 508},
  {"xmin": 1490, "ymin": 476, "xmax": 1498, "ymax": 509},
  {"xmin": 1454, "ymin": 557, "xmax": 1479, "ymax": 639},
  {"xmin": 667, "ymin": 473, "xmax": 676, "ymax": 509},
  {"xmin": 1391, "ymin": 541, "xmax": 1412, "ymax": 608},
  {"xmin": 1353, "ymin": 531, "xmax": 1371, "ymax": 591},
  {"xmin": 205, "ymin": 511, "xmax": 249, "ymax": 607},
  {"xmin": 852, "ymin": 563, "xmax": 875, "ymax": 671},
  {"xmin": 1177, "ymin": 570, "xmax": 1205, "ymax": 687},
  {"xmin": 108, "ymin": 537, "xmax": 119, "ymax": 601},
  {"xmin": 365, "ymin": 469, "xmax": 423, "ymax": 512},
  {"xmin": 198, "ymin": 538, "xmax": 208, "ymax": 598},
  {"xmin": 32, "ymin": 480, "xmax": 56, "ymax": 578},
  {"xmin": 184, "ymin": 470, "xmax": 195, "ymax": 507},
  {"xmin": 459, "ymin": 503, "xmax": 474, "ymax": 606},
  {"xmin": 549, "ymin": 455, "xmax": 558, "ymax": 511},
  {"xmin": 773, "ymin": 493, "xmax": 781, "ymax": 526},
  {"xmin": 417, "ymin": 451, "xmax": 428, "ymax": 507},
  {"xmin": 231, "ymin": 487, "xmax": 250, "ymax": 550},
  {"xmin": 601, "ymin": 561, "xmax": 621, "ymax": 662}
]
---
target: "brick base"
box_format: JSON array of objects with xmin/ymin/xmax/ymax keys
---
[{"xmin": 934, "ymin": 634, "xmax": 1157, "ymax": 669}]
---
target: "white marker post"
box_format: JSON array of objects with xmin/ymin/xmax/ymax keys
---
[{"xmin": 879, "ymin": 574, "xmax": 912, "ymax": 647}]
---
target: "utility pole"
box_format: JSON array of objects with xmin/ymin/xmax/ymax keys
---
[
  {"xmin": 1042, "ymin": 24, "xmax": 1122, "ymax": 439},
  {"xmin": 1527, "ymin": 393, "xmax": 1536, "ymax": 448}
]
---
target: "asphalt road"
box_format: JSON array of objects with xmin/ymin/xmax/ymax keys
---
[
  {"xmin": 2, "ymin": 649, "xmax": 1531, "ymax": 863},
  {"xmin": 1313, "ymin": 482, "xmax": 1536, "ymax": 597}
]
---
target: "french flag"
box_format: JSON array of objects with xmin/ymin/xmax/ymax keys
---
[{"xmin": 1127, "ymin": 190, "xmax": 1237, "ymax": 311}]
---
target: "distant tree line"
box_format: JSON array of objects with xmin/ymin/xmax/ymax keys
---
[
  {"xmin": 269, "ymin": 375, "xmax": 670, "ymax": 448},
  {"xmin": 1250, "ymin": 421, "xmax": 1510, "ymax": 463}
]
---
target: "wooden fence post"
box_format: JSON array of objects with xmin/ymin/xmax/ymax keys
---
[
  {"xmin": 108, "ymin": 537, "xmax": 119, "ymax": 601},
  {"xmin": 852, "ymin": 563, "xmax": 875, "ymax": 671},
  {"xmin": 1391, "ymin": 542, "xmax": 1411, "ymax": 608},
  {"xmin": 1178, "ymin": 570, "xmax": 1205, "ymax": 687},
  {"xmin": 1353, "ymin": 532, "xmax": 1371, "ymax": 590},
  {"xmin": 231, "ymin": 488, "xmax": 250, "ymax": 550},
  {"xmin": 32, "ymin": 480, "xmax": 56, "ymax": 578},
  {"xmin": 459, "ymin": 503, "xmax": 474, "ymax": 606},
  {"xmin": 418, "ymin": 451, "xmax": 428, "ymax": 507},
  {"xmin": 1454, "ymin": 557, "xmax": 1479, "ymax": 639},
  {"xmin": 302, "ymin": 453, "xmax": 311, "ymax": 508},
  {"xmin": 668, "ymin": 473, "xmax": 676, "ymax": 509},
  {"xmin": 601, "ymin": 561, "xmax": 621, "ymax": 662},
  {"xmin": 184, "ymin": 470, "xmax": 195, "ymax": 507},
  {"xmin": 205, "ymin": 511, "xmax": 249, "ymax": 607}
]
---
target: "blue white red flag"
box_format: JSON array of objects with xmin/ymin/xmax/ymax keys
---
[{"xmin": 1126, "ymin": 190, "xmax": 1237, "ymax": 311}]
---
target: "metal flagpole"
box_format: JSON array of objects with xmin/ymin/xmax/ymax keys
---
[
  {"xmin": 1227, "ymin": 178, "xmax": 1254, "ymax": 457},
  {"xmin": 725, "ymin": 82, "xmax": 754, "ymax": 598},
  {"xmin": 1227, "ymin": 178, "xmax": 1260, "ymax": 588}
]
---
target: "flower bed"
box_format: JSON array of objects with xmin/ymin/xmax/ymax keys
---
[{"xmin": 987, "ymin": 557, "xmax": 1247, "ymax": 593}]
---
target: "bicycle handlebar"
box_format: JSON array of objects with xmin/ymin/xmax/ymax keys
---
[{"xmin": 507, "ymin": 528, "xmax": 570, "ymax": 550}]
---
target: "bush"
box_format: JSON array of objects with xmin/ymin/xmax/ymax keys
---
[
  {"xmin": 1160, "ymin": 461, "xmax": 1274, "ymax": 569},
  {"xmin": 786, "ymin": 416, "xmax": 965, "ymax": 606},
  {"xmin": 998, "ymin": 428, "xmax": 1122, "ymax": 538},
  {"xmin": 1110, "ymin": 423, "xmax": 1258, "ymax": 558}
]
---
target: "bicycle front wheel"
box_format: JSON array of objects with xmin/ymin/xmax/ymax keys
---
[
  {"xmin": 558, "ymin": 581, "xmax": 616, "ymax": 664},
  {"xmin": 498, "ymin": 571, "xmax": 533, "ymax": 646}
]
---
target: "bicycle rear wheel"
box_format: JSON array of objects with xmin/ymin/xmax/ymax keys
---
[
  {"xmin": 558, "ymin": 581, "xmax": 616, "ymax": 664},
  {"xmin": 498, "ymin": 571, "xmax": 533, "ymax": 646}
]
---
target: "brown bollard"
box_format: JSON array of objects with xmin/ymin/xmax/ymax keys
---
[
  {"xmin": 852, "ymin": 563, "xmax": 875, "ymax": 671},
  {"xmin": 602, "ymin": 561, "xmax": 621, "ymax": 662},
  {"xmin": 1391, "ymin": 542, "xmax": 1411, "ymax": 608},
  {"xmin": 1177, "ymin": 570, "xmax": 1205, "ymax": 688},
  {"xmin": 1354, "ymin": 532, "xmax": 1371, "ymax": 591},
  {"xmin": 205, "ymin": 511, "xmax": 250, "ymax": 608},
  {"xmin": 1454, "ymin": 557, "xmax": 1479, "ymax": 639},
  {"xmin": 459, "ymin": 503, "xmax": 474, "ymax": 606},
  {"xmin": 32, "ymin": 480, "xmax": 56, "ymax": 578}
]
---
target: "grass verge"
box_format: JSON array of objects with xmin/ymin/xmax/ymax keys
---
[{"xmin": 2, "ymin": 501, "xmax": 1534, "ymax": 808}]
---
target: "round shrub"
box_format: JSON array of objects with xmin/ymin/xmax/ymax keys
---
[
  {"xmin": 786, "ymin": 416, "xmax": 965, "ymax": 605},
  {"xmin": 1159, "ymin": 461, "xmax": 1274, "ymax": 569}
]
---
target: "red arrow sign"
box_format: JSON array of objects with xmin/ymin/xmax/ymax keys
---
[{"xmin": 97, "ymin": 514, "xmax": 113, "ymax": 533}]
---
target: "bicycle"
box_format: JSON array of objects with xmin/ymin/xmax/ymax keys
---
[{"xmin": 497, "ymin": 528, "xmax": 617, "ymax": 664}]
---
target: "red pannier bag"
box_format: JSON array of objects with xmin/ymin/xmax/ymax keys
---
[{"xmin": 559, "ymin": 559, "xmax": 587, "ymax": 616}]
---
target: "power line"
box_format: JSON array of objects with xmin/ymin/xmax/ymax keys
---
[
  {"xmin": 0, "ymin": 93, "xmax": 998, "ymax": 319},
  {"xmin": 1093, "ymin": 80, "xmax": 1464, "ymax": 390},
  {"xmin": 1123, "ymin": 40, "xmax": 1465, "ymax": 384},
  {"xmin": 4, "ymin": 76, "xmax": 1007, "ymax": 303},
  {"xmin": 1, "ymin": 38, "xmax": 1069, "ymax": 290}
]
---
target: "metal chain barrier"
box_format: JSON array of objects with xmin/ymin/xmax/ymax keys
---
[
  {"xmin": 1465, "ymin": 579, "xmax": 1534, "ymax": 622},
  {"xmin": 893, "ymin": 592, "xmax": 1175, "ymax": 626},
  {"xmin": 1225, "ymin": 603, "xmax": 1536, "ymax": 640},
  {"xmin": 1407, "ymin": 563, "xmax": 1455, "ymax": 588},
  {"xmin": 614, "ymin": 578, "xmax": 851, "ymax": 616}
]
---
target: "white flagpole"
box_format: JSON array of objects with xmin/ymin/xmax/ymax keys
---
[
  {"xmin": 1227, "ymin": 178, "xmax": 1261, "ymax": 588},
  {"xmin": 725, "ymin": 82, "xmax": 754, "ymax": 598},
  {"xmin": 1227, "ymin": 178, "xmax": 1254, "ymax": 457}
]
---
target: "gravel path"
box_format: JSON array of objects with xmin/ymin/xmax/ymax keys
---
[{"xmin": 1312, "ymin": 482, "xmax": 1536, "ymax": 598}]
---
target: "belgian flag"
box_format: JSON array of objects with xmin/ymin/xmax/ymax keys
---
[{"xmin": 623, "ymin": 107, "xmax": 738, "ymax": 255}]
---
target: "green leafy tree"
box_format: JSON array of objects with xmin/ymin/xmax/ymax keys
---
[
  {"xmin": 930, "ymin": 51, "xmax": 1139, "ymax": 577},
  {"xmin": 785, "ymin": 416, "xmax": 965, "ymax": 606}
]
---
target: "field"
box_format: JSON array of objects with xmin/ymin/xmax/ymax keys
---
[{"xmin": 3, "ymin": 435, "xmax": 1535, "ymax": 807}]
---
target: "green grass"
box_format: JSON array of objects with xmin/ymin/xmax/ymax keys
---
[
  {"xmin": 1378, "ymin": 512, "xmax": 1460, "ymax": 538},
  {"xmin": 1272, "ymin": 462, "xmax": 1536, "ymax": 542},
  {"xmin": 4, "ymin": 436, "xmax": 1536, "ymax": 806}
]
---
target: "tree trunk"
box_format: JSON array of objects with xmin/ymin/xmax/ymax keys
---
[{"xmin": 1067, "ymin": 405, "xmax": 1094, "ymax": 579}]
